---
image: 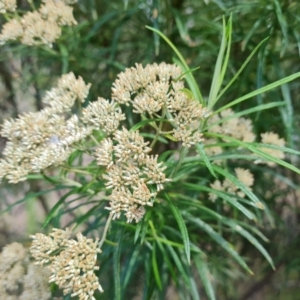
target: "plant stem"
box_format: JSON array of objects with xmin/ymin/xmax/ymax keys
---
[
  {"xmin": 61, "ymin": 167, "xmax": 93, "ymax": 175},
  {"xmin": 98, "ymin": 213, "xmax": 113, "ymax": 248},
  {"xmin": 150, "ymin": 120, "xmax": 164, "ymax": 149},
  {"xmin": 62, "ymin": 177, "xmax": 95, "ymax": 194},
  {"xmin": 171, "ymin": 146, "xmax": 189, "ymax": 178},
  {"xmin": 150, "ymin": 108, "xmax": 166, "ymax": 148},
  {"xmin": 90, "ymin": 134, "xmax": 100, "ymax": 146}
]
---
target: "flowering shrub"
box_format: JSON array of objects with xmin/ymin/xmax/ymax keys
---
[{"xmin": 1, "ymin": 1, "xmax": 300, "ymax": 299}]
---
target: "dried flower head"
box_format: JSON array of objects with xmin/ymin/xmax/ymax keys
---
[
  {"xmin": 0, "ymin": 0, "xmax": 16, "ymax": 13},
  {"xmin": 0, "ymin": 0, "xmax": 77, "ymax": 47},
  {"xmin": 204, "ymin": 138, "xmax": 223, "ymax": 159},
  {"xmin": 0, "ymin": 73, "xmax": 92, "ymax": 183},
  {"xmin": 30, "ymin": 228, "xmax": 103, "ymax": 299},
  {"xmin": 234, "ymin": 167, "xmax": 254, "ymax": 197},
  {"xmin": 208, "ymin": 108, "xmax": 256, "ymax": 143},
  {"xmin": 0, "ymin": 19, "xmax": 23, "ymax": 45},
  {"xmin": 39, "ymin": 0, "xmax": 77, "ymax": 26},
  {"xmin": 209, "ymin": 168, "xmax": 254, "ymax": 201},
  {"xmin": 112, "ymin": 62, "xmax": 207, "ymax": 147},
  {"xmin": 81, "ymin": 98, "xmax": 125, "ymax": 135},
  {"xmin": 257, "ymin": 132, "xmax": 285, "ymax": 166},
  {"xmin": 42, "ymin": 72, "xmax": 91, "ymax": 113},
  {"xmin": 0, "ymin": 242, "xmax": 51, "ymax": 299},
  {"xmin": 20, "ymin": 11, "xmax": 62, "ymax": 47},
  {"xmin": 112, "ymin": 62, "xmax": 181, "ymax": 106},
  {"xmin": 96, "ymin": 128, "xmax": 171, "ymax": 222}
]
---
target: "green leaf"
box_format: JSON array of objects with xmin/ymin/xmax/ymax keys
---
[
  {"xmin": 208, "ymin": 133, "xmax": 300, "ymax": 175},
  {"xmin": 184, "ymin": 212, "xmax": 253, "ymax": 274},
  {"xmin": 130, "ymin": 118, "xmax": 167, "ymax": 131},
  {"xmin": 188, "ymin": 275, "xmax": 201, "ymax": 300},
  {"xmin": 155, "ymin": 239, "xmax": 178, "ymax": 284},
  {"xmin": 208, "ymin": 16, "xmax": 232, "ymax": 109},
  {"xmin": 152, "ymin": 243, "xmax": 162, "ymax": 290},
  {"xmin": 215, "ymin": 71, "xmax": 300, "ymax": 114},
  {"xmin": 59, "ymin": 44, "xmax": 69, "ymax": 73},
  {"xmin": 134, "ymin": 219, "xmax": 143, "ymax": 244},
  {"xmin": 113, "ymin": 226, "xmax": 124, "ymax": 300},
  {"xmin": 72, "ymin": 204, "xmax": 101, "ymax": 230},
  {"xmin": 194, "ymin": 256, "xmax": 216, "ymax": 300},
  {"xmin": 182, "ymin": 183, "xmax": 257, "ymax": 220},
  {"xmin": 1, "ymin": 188, "xmax": 62, "ymax": 215},
  {"xmin": 42, "ymin": 189, "xmax": 80, "ymax": 228},
  {"xmin": 225, "ymin": 220, "xmax": 275, "ymax": 270},
  {"xmin": 123, "ymin": 245, "xmax": 141, "ymax": 288},
  {"xmin": 196, "ymin": 143, "xmax": 217, "ymax": 178},
  {"xmin": 180, "ymin": 88, "xmax": 195, "ymax": 99},
  {"xmin": 164, "ymin": 243, "xmax": 190, "ymax": 287},
  {"xmin": 146, "ymin": 26, "xmax": 203, "ymax": 104},
  {"xmin": 206, "ymin": 102, "xmax": 285, "ymax": 130},
  {"xmin": 211, "ymin": 164, "xmax": 263, "ymax": 205},
  {"xmin": 140, "ymin": 132, "xmax": 168, "ymax": 144},
  {"xmin": 217, "ymin": 37, "xmax": 269, "ymax": 101},
  {"xmin": 163, "ymin": 239, "xmax": 200, "ymax": 300},
  {"xmin": 166, "ymin": 194, "xmax": 191, "ymax": 264}
]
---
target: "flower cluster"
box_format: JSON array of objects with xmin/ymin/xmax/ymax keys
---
[
  {"xmin": 208, "ymin": 108, "xmax": 255, "ymax": 143},
  {"xmin": 258, "ymin": 132, "xmax": 285, "ymax": 166},
  {"xmin": 112, "ymin": 62, "xmax": 208, "ymax": 147},
  {"xmin": 30, "ymin": 228, "xmax": 103, "ymax": 300},
  {"xmin": 0, "ymin": 73, "xmax": 92, "ymax": 183},
  {"xmin": 209, "ymin": 168, "xmax": 254, "ymax": 202},
  {"xmin": 205, "ymin": 108, "xmax": 285, "ymax": 165},
  {"xmin": 81, "ymin": 97, "xmax": 125, "ymax": 135},
  {"xmin": 0, "ymin": 0, "xmax": 16, "ymax": 13},
  {"xmin": 95, "ymin": 127, "xmax": 171, "ymax": 222},
  {"xmin": 42, "ymin": 72, "xmax": 91, "ymax": 113},
  {"xmin": 0, "ymin": 0, "xmax": 77, "ymax": 47},
  {"xmin": 0, "ymin": 242, "xmax": 51, "ymax": 299}
]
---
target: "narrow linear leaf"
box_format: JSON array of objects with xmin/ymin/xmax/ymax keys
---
[
  {"xmin": 164, "ymin": 242, "xmax": 200, "ymax": 299},
  {"xmin": 123, "ymin": 245, "xmax": 141, "ymax": 288},
  {"xmin": 170, "ymin": 194, "xmax": 271, "ymax": 242},
  {"xmin": 166, "ymin": 194, "xmax": 191, "ymax": 264},
  {"xmin": 1, "ymin": 188, "xmax": 62, "ymax": 215},
  {"xmin": 155, "ymin": 239, "xmax": 178, "ymax": 284},
  {"xmin": 196, "ymin": 143, "xmax": 217, "ymax": 178},
  {"xmin": 217, "ymin": 37, "xmax": 269, "ymax": 101},
  {"xmin": 215, "ymin": 71, "xmax": 300, "ymax": 114},
  {"xmin": 134, "ymin": 219, "xmax": 143, "ymax": 244},
  {"xmin": 226, "ymin": 220, "xmax": 275, "ymax": 270},
  {"xmin": 206, "ymin": 102, "xmax": 285, "ymax": 130},
  {"xmin": 208, "ymin": 133, "xmax": 300, "ymax": 175},
  {"xmin": 42, "ymin": 189, "xmax": 79, "ymax": 228},
  {"xmin": 152, "ymin": 243, "xmax": 162, "ymax": 290},
  {"xmin": 146, "ymin": 26, "xmax": 203, "ymax": 104},
  {"xmin": 182, "ymin": 183, "xmax": 256, "ymax": 220},
  {"xmin": 73, "ymin": 205, "xmax": 101, "ymax": 230},
  {"xmin": 189, "ymin": 274, "xmax": 201, "ymax": 300},
  {"xmin": 165, "ymin": 243, "xmax": 190, "ymax": 285},
  {"xmin": 212, "ymin": 164, "xmax": 262, "ymax": 206},
  {"xmin": 194, "ymin": 256, "xmax": 216, "ymax": 300},
  {"xmin": 113, "ymin": 226, "xmax": 124, "ymax": 300},
  {"xmin": 255, "ymin": 143, "xmax": 300, "ymax": 155},
  {"xmin": 208, "ymin": 17, "xmax": 229, "ymax": 109},
  {"xmin": 184, "ymin": 212, "xmax": 253, "ymax": 274}
]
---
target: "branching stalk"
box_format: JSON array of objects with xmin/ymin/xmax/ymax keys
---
[{"xmin": 98, "ymin": 213, "xmax": 113, "ymax": 248}]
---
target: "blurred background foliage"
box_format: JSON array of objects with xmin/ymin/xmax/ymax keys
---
[{"xmin": 1, "ymin": 0, "xmax": 300, "ymax": 299}]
